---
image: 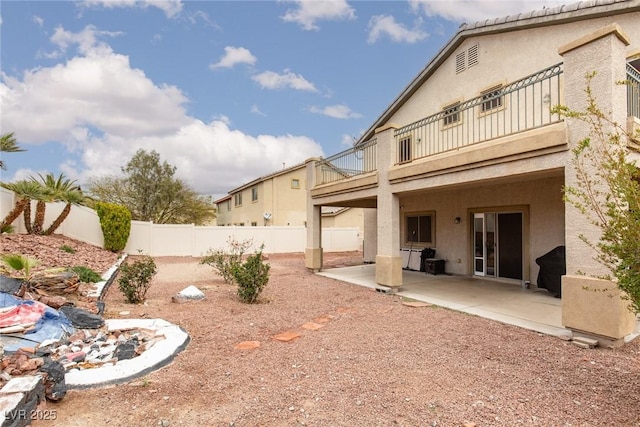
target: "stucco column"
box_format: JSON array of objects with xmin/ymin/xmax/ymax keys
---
[
  {"xmin": 559, "ymin": 24, "xmax": 636, "ymax": 344},
  {"xmin": 305, "ymin": 157, "xmax": 323, "ymax": 271},
  {"xmin": 374, "ymin": 125, "xmax": 402, "ymax": 288}
]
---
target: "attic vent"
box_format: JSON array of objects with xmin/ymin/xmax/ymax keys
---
[
  {"xmin": 468, "ymin": 44, "xmax": 479, "ymax": 67},
  {"xmin": 456, "ymin": 51, "xmax": 466, "ymax": 74}
]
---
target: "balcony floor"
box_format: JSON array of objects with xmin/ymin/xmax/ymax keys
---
[{"xmin": 317, "ymin": 264, "xmax": 569, "ymax": 338}]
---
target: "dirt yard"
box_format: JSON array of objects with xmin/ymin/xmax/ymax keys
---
[{"xmin": 2, "ymin": 235, "xmax": 639, "ymax": 426}]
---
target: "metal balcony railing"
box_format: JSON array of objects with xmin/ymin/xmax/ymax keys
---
[
  {"xmin": 316, "ymin": 138, "xmax": 377, "ymax": 185},
  {"xmin": 628, "ymin": 63, "xmax": 640, "ymax": 119},
  {"xmin": 394, "ymin": 63, "xmax": 564, "ymax": 164}
]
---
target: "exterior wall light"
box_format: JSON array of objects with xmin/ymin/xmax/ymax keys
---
[{"xmin": 454, "ymin": 217, "xmax": 461, "ymax": 224}]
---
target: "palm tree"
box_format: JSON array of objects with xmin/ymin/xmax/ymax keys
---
[
  {"xmin": 29, "ymin": 173, "xmax": 85, "ymax": 235},
  {"xmin": 0, "ymin": 132, "xmax": 26, "ymax": 170},
  {"xmin": 44, "ymin": 185, "xmax": 85, "ymax": 235},
  {"xmin": 0, "ymin": 180, "xmax": 45, "ymax": 231}
]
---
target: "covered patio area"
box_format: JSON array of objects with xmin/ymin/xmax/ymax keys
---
[{"xmin": 318, "ymin": 264, "xmax": 569, "ymax": 338}]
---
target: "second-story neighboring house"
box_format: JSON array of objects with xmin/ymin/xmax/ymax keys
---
[
  {"xmin": 305, "ymin": 0, "xmax": 640, "ymax": 345},
  {"xmin": 215, "ymin": 163, "xmax": 364, "ymax": 233}
]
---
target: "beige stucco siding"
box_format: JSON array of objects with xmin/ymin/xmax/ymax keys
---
[{"xmin": 388, "ymin": 13, "xmax": 640, "ymax": 131}]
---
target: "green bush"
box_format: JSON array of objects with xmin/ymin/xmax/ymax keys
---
[
  {"xmin": 60, "ymin": 245, "xmax": 76, "ymax": 254},
  {"xmin": 69, "ymin": 266, "xmax": 102, "ymax": 283},
  {"xmin": 232, "ymin": 247, "xmax": 270, "ymax": 304},
  {"xmin": 95, "ymin": 202, "xmax": 131, "ymax": 252},
  {"xmin": 118, "ymin": 255, "xmax": 157, "ymax": 303},
  {"xmin": 201, "ymin": 237, "xmax": 253, "ymax": 284}
]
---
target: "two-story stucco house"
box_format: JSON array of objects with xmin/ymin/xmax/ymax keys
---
[
  {"xmin": 216, "ymin": 162, "xmax": 364, "ymax": 233},
  {"xmin": 305, "ymin": 0, "xmax": 640, "ymax": 345}
]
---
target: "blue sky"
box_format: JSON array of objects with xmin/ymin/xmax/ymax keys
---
[{"xmin": 0, "ymin": 0, "xmax": 564, "ymax": 198}]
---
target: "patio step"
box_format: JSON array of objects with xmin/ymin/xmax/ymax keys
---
[{"xmin": 572, "ymin": 336, "xmax": 599, "ymax": 349}]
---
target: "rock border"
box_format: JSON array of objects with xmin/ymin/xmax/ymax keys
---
[{"xmin": 65, "ymin": 318, "xmax": 190, "ymax": 389}]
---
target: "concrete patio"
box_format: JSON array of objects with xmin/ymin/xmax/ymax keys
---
[{"xmin": 318, "ymin": 264, "xmax": 570, "ymax": 338}]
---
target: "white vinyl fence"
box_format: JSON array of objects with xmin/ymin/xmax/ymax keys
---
[{"xmin": 0, "ymin": 188, "xmax": 361, "ymax": 256}]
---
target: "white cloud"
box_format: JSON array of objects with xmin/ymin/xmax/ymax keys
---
[
  {"xmin": 280, "ymin": 0, "xmax": 356, "ymax": 31},
  {"xmin": 33, "ymin": 15, "xmax": 44, "ymax": 27},
  {"xmin": 48, "ymin": 25, "xmax": 122, "ymax": 57},
  {"xmin": 409, "ymin": 0, "xmax": 565, "ymax": 24},
  {"xmin": 252, "ymin": 69, "xmax": 318, "ymax": 92},
  {"xmin": 251, "ymin": 105, "xmax": 267, "ymax": 116},
  {"xmin": 0, "ymin": 26, "xmax": 323, "ymax": 195},
  {"xmin": 367, "ymin": 15, "xmax": 428, "ymax": 44},
  {"xmin": 80, "ymin": 0, "xmax": 183, "ymax": 18},
  {"xmin": 210, "ymin": 46, "xmax": 257, "ymax": 70},
  {"xmin": 309, "ymin": 104, "xmax": 361, "ymax": 119}
]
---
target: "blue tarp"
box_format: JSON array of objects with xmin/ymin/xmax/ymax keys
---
[{"xmin": 0, "ymin": 292, "xmax": 75, "ymax": 353}]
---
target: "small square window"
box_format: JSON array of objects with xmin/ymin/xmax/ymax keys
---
[
  {"xmin": 443, "ymin": 102, "xmax": 460, "ymax": 127},
  {"xmin": 251, "ymin": 222, "xmax": 257, "ymax": 226},
  {"xmin": 481, "ymin": 85, "xmax": 503, "ymax": 113},
  {"xmin": 406, "ymin": 213, "xmax": 435, "ymax": 245},
  {"xmin": 291, "ymin": 179, "xmax": 300, "ymax": 189}
]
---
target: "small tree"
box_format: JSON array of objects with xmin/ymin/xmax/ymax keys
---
[{"xmin": 553, "ymin": 72, "xmax": 640, "ymax": 313}]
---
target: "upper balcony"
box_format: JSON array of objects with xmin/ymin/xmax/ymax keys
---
[{"xmin": 312, "ymin": 61, "xmax": 640, "ymax": 189}]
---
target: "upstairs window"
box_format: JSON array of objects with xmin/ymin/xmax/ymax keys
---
[
  {"xmin": 481, "ymin": 85, "xmax": 503, "ymax": 113},
  {"xmin": 291, "ymin": 178, "xmax": 300, "ymax": 189},
  {"xmin": 398, "ymin": 136, "xmax": 412, "ymax": 163},
  {"xmin": 226, "ymin": 200, "xmax": 231, "ymax": 211},
  {"xmin": 234, "ymin": 193, "xmax": 242, "ymax": 207},
  {"xmin": 251, "ymin": 187, "xmax": 258, "ymax": 202},
  {"xmin": 443, "ymin": 102, "xmax": 460, "ymax": 127}
]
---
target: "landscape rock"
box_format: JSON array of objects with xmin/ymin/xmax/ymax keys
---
[
  {"xmin": 59, "ymin": 305, "xmax": 104, "ymax": 329},
  {"xmin": 171, "ymin": 285, "xmax": 205, "ymax": 303},
  {"xmin": 38, "ymin": 357, "xmax": 67, "ymax": 401},
  {"xmin": 0, "ymin": 275, "xmax": 25, "ymax": 296}
]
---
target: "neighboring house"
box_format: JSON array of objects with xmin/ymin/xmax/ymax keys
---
[
  {"xmin": 215, "ymin": 162, "xmax": 364, "ymax": 233},
  {"xmin": 305, "ymin": 0, "xmax": 640, "ymax": 345}
]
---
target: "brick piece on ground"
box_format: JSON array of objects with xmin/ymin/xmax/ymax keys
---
[
  {"xmin": 302, "ymin": 322, "xmax": 325, "ymax": 331},
  {"xmin": 314, "ymin": 315, "xmax": 334, "ymax": 323},
  {"xmin": 272, "ymin": 331, "xmax": 301, "ymax": 342},
  {"xmin": 402, "ymin": 301, "xmax": 432, "ymax": 308},
  {"xmin": 234, "ymin": 341, "xmax": 261, "ymax": 350}
]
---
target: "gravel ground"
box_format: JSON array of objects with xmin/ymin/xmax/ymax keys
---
[{"xmin": 3, "ymin": 235, "xmax": 639, "ymax": 426}]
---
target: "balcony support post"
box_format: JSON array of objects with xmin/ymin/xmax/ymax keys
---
[
  {"xmin": 374, "ymin": 124, "xmax": 403, "ymax": 288},
  {"xmin": 305, "ymin": 157, "xmax": 323, "ymax": 271}
]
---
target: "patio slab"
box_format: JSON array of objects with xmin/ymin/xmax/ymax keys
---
[{"xmin": 318, "ymin": 264, "xmax": 570, "ymax": 338}]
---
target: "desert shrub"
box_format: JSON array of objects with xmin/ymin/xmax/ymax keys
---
[
  {"xmin": 201, "ymin": 237, "xmax": 253, "ymax": 284},
  {"xmin": 1, "ymin": 253, "xmax": 39, "ymax": 284},
  {"xmin": 69, "ymin": 266, "xmax": 102, "ymax": 283},
  {"xmin": 0, "ymin": 224, "xmax": 14, "ymax": 234},
  {"xmin": 95, "ymin": 202, "xmax": 131, "ymax": 252},
  {"xmin": 60, "ymin": 244, "xmax": 76, "ymax": 254},
  {"xmin": 232, "ymin": 247, "xmax": 270, "ymax": 304},
  {"xmin": 118, "ymin": 255, "xmax": 157, "ymax": 303}
]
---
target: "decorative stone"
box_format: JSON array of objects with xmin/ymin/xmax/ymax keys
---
[
  {"xmin": 172, "ymin": 285, "xmax": 205, "ymax": 303},
  {"xmin": 59, "ymin": 306, "xmax": 105, "ymax": 329},
  {"xmin": 234, "ymin": 341, "xmax": 261, "ymax": 350},
  {"xmin": 301, "ymin": 322, "xmax": 324, "ymax": 331},
  {"xmin": 272, "ymin": 332, "xmax": 301, "ymax": 342},
  {"xmin": 38, "ymin": 357, "xmax": 67, "ymax": 401},
  {"xmin": 402, "ymin": 301, "xmax": 432, "ymax": 308}
]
